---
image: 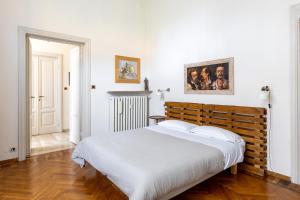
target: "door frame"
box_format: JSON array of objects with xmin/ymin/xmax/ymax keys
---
[
  {"xmin": 18, "ymin": 26, "xmax": 91, "ymax": 161},
  {"xmin": 291, "ymin": 4, "xmax": 300, "ymax": 184},
  {"xmin": 32, "ymin": 52, "xmax": 63, "ymax": 135}
]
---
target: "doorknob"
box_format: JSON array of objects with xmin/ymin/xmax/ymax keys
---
[
  {"xmin": 38, "ymin": 96, "xmax": 45, "ymax": 102},
  {"xmin": 31, "ymin": 96, "xmax": 35, "ymax": 99}
]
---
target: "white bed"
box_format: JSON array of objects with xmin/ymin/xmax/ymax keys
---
[{"xmin": 72, "ymin": 124, "xmax": 245, "ymax": 200}]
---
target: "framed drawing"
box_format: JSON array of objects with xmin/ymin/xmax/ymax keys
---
[
  {"xmin": 184, "ymin": 57, "xmax": 234, "ymax": 95},
  {"xmin": 115, "ymin": 55, "xmax": 140, "ymax": 83}
]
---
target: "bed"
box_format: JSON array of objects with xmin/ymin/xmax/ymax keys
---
[{"xmin": 72, "ymin": 102, "xmax": 267, "ymax": 200}]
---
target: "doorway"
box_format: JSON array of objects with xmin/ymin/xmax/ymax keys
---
[
  {"xmin": 18, "ymin": 27, "xmax": 91, "ymax": 161},
  {"xmin": 29, "ymin": 38, "xmax": 79, "ymax": 155}
]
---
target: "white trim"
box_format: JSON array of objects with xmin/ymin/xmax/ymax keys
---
[
  {"xmin": 18, "ymin": 27, "xmax": 91, "ymax": 161},
  {"xmin": 290, "ymin": 4, "xmax": 300, "ymax": 184},
  {"xmin": 32, "ymin": 51, "xmax": 63, "ymax": 58}
]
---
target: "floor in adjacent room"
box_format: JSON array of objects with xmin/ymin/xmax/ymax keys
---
[
  {"xmin": 1, "ymin": 149, "xmax": 300, "ymax": 200},
  {"xmin": 31, "ymin": 132, "xmax": 75, "ymax": 155}
]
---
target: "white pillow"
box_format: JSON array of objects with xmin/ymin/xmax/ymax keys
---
[
  {"xmin": 158, "ymin": 120, "xmax": 198, "ymax": 131},
  {"xmin": 189, "ymin": 126, "xmax": 242, "ymax": 143}
]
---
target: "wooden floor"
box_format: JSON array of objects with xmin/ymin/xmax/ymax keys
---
[{"xmin": 1, "ymin": 149, "xmax": 300, "ymax": 200}]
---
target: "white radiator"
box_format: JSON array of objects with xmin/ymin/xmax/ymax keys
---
[{"xmin": 109, "ymin": 96, "xmax": 149, "ymax": 132}]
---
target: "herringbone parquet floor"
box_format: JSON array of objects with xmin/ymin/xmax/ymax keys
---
[{"xmin": 0, "ymin": 149, "xmax": 300, "ymax": 200}]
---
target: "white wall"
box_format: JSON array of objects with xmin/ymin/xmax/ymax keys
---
[
  {"xmin": 0, "ymin": 0, "xmax": 146, "ymax": 160},
  {"xmin": 30, "ymin": 38, "xmax": 76, "ymax": 131},
  {"xmin": 143, "ymin": 0, "xmax": 300, "ymax": 176},
  {"xmin": 1, "ymin": 0, "xmax": 299, "ymax": 177}
]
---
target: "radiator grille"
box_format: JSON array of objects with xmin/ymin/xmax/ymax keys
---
[{"xmin": 110, "ymin": 96, "xmax": 149, "ymax": 132}]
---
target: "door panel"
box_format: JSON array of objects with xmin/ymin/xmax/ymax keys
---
[
  {"xmin": 40, "ymin": 57, "xmax": 55, "ymax": 110},
  {"xmin": 41, "ymin": 112, "xmax": 55, "ymax": 126},
  {"xmin": 37, "ymin": 55, "xmax": 62, "ymax": 134}
]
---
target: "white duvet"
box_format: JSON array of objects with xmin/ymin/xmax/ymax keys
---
[
  {"xmin": 147, "ymin": 125, "xmax": 245, "ymax": 169},
  {"xmin": 72, "ymin": 125, "xmax": 244, "ymax": 200}
]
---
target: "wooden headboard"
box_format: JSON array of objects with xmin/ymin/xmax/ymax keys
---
[{"xmin": 164, "ymin": 102, "xmax": 267, "ymax": 177}]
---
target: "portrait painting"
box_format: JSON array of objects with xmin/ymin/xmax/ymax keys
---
[
  {"xmin": 184, "ymin": 57, "xmax": 234, "ymax": 94},
  {"xmin": 115, "ymin": 55, "xmax": 140, "ymax": 83}
]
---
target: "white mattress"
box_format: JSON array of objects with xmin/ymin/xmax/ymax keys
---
[
  {"xmin": 146, "ymin": 125, "xmax": 245, "ymax": 169},
  {"xmin": 72, "ymin": 125, "xmax": 245, "ymax": 200}
]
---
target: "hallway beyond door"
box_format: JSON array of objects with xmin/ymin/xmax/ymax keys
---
[{"xmin": 31, "ymin": 132, "xmax": 74, "ymax": 155}]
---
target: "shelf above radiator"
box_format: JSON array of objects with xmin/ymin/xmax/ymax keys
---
[{"xmin": 107, "ymin": 90, "xmax": 153, "ymax": 96}]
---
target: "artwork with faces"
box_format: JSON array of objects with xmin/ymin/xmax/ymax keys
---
[{"xmin": 184, "ymin": 57, "xmax": 234, "ymax": 95}]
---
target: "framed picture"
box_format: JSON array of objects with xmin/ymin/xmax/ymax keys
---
[
  {"xmin": 184, "ymin": 57, "xmax": 234, "ymax": 95},
  {"xmin": 115, "ymin": 55, "xmax": 140, "ymax": 83}
]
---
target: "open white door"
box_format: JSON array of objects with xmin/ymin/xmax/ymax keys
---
[{"xmin": 69, "ymin": 47, "xmax": 81, "ymax": 144}]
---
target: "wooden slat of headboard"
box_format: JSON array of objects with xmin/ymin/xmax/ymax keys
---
[
  {"xmin": 164, "ymin": 102, "xmax": 267, "ymax": 177},
  {"xmin": 165, "ymin": 102, "xmax": 203, "ymax": 125}
]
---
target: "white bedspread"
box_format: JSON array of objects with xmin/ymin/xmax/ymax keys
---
[
  {"xmin": 72, "ymin": 126, "xmax": 243, "ymax": 200},
  {"xmin": 147, "ymin": 125, "xmax": 245, "ymax": 169}
]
